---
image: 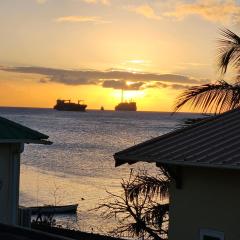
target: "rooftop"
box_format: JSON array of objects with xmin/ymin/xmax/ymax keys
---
[
  {"xmin": 0, "ymin": 116, "xmax": 51, "ymax": 145},
  {"xmin": 0, "ymin": 223, "xmax": 71, "ymax": 240},
  {"xmin": 114, "ymin": 108, "xmax": 240, "ymax": 170}
]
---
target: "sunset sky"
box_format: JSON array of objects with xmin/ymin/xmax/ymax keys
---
[{"xmin": 0, "ymin": 0, "xmax": 239, "ymax": 111}]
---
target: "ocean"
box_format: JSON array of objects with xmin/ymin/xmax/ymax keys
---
[{"xmin": 0, "ymin": 107, "xmax": 199, "ymax": 234}]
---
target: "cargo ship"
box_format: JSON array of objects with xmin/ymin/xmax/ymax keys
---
[
  {"xmin": 115, "ymin": 102, "xmax": 137, "ymax": 111},
  {"xmin": 115, "ymin": 90, "xmax": 137, "ymax": 111},
  {"xmin": 54, "ymin": 99, "xmax": 87, "ymax": 111}
]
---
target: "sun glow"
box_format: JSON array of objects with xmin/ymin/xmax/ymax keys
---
[
  {"xmin": 116, "ymin": 59, "xmax": 151, "ymax": 72},
  {"xmin": 127, "ymin": 59, "xmax": 146, "ymax": 64},
  {"xmin": 112, "ymin": 89, "xmax": 145, "ymax": 102},
  {"xmin": 126, "ymin": 81, "xmax": 135, "ymax": 85}
]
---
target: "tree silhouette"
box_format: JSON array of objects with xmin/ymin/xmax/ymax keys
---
[
  {"xmin": 96, "ymin": 169, "xmax": 170, "ymax": 240},
  {"xmin": 174, "ymin": 28, "xmax": 240, "ymax": 114}
]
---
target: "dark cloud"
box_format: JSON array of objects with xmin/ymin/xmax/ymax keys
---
[
  {"xmin": 0, "ymin": 66, "xmax": 210, "ymax": 92},
  {"xmin": 0, "ymin": 66, "xmax": 208, "ymax": 84},
  {"xmin": 39, "ymin": 78, "xmax": 48, "ymax": 83},
  {"xmin": 102, "ymin": 80, "xmax": 145, "ymax": 90},
  {"xmin": 102, "ymin": 80, "xmax": 126, "ymax": 89},
  {"xmin": 0, "ymin": 67, "xmax": 97, "ymax": 86},
  {"xmin": 102, "ymin": 80, "xmax": 190, "ymax": 91},
  {"xmin": 170, "ymin": 83, "xmax": 189, "ymax": 90},
  {"xmin": 153, "ymin": 82, "xmax": 168, "ymax": 88},
  {"xmin": 146, "ymin": 81, "xmax": 190, "ymax": 90},
  {"xmin": 127, "ymin": 82, "xmax": 145, "ymax": 90}
]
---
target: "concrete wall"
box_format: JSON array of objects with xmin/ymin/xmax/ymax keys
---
[
  {"xmin": 0, "ymin": 144, "xmax": 22, "ymax": 225},
  {"xmin": 168, "ymin": 166, "xmax": 240, "ymax": 240}
]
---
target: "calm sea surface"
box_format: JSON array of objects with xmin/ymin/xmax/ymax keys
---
[{"xmin": 0, "ymin": 107, "xmax": 199, "ymax": 234}]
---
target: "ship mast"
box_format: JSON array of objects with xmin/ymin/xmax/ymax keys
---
[{"xmin": 121, "ymin": 89, "xmax": 124, "ymax": 103}]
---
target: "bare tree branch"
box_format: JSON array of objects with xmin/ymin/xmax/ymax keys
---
[{"xmin": 94, "ymin": 170, "xmax": 169, "ymax": 240}]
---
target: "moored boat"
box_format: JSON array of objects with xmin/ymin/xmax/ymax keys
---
[{"xmin": 28, "ymin": 204, "xmax": 78, "ymax": 215}]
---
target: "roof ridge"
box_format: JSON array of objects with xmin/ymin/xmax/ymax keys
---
[
  {"xmin": 0, "ymin": 116, "xmax": 49, "ymax": 139},
  {"xmin": 115, "ymin": 107, "xmax": 240, "ymax": 169}
]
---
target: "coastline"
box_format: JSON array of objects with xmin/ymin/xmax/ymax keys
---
[{"xmin": 20, "ymin": 164, "xmax": 121, "ymax": 233}]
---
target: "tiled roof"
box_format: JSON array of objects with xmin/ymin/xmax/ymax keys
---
[
  {"xmin": 114, "ymin": 108, "xmax": 240, "ymax": 170},
  {"xmin": 0, "ymin": 116, "xmax": 51, "ymax": 144}
]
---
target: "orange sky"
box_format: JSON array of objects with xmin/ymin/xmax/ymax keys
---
[
  {"xmin": 0, "ymin": 70, "xmax": 180, "ymax": 111},
  {"xmin": 0, "ymin": 0, "xmax": 239, "ymax": 111}
]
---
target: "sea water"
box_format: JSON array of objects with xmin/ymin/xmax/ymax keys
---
[{"xmin": 0, "ymin": 107, "xmax": 199, "ymax": 234}]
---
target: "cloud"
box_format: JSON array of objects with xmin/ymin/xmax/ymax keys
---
[
  {"xmin": 147, "ymin": 82, "xmax": 190, "ymax": 90},
  {"xmin": 102, "ymin": 80, "xmax": 145, "ymax": 90},
  {"xmin": 36, "ymin": 0, "xmax": 47, "ymax": 4},
  {"xmin": 165, "ymin": 0, "xmax": 240, "ymax": 24},
  {"xmin": 39, "ymin": 78, "xmax": 48, "ymax": 83},
  {"xmin": 0, "ymin": 66, "xmax": 209, "ymax": 91},
  {"xmin": 55, "ymin": 16, "xmax": 109, "ymax": 24},
  {"xmin": 128, "ymin": 4, "xmax": 161, "ymax": 20},
  {"xmin": 36, "ymin": 0, "xmax": 110, "ymax": 5},
  {"xmin": 82, "ymin": 0, "xmax": 110, "ymax": 5},
  {"xmin": 170, "ymin": 83, "xmax": 190, "ymax": 90},
  {"xmin": 102, "ymin": 80, "xmax": 189, "ymax": 91}
]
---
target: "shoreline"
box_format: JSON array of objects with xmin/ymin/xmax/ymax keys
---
[{"xmin": 20, "ymin": 164, "xmax": 121, "ymax": 233}]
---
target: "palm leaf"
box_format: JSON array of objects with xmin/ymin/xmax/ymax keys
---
[
  {"xmin": 217, "ymin": 28, "xmax": 240, "ymax": 74},
  {"xmin": 174, "ymin": 80, "xmax": 240, "ymax": 113},
  {"xmin": 144, "ymin": 203, "xmax": 169, "ymax": 227},
  {"xmin": 127, "ymin": 174, "xmax": 169, "ymax": 201}
]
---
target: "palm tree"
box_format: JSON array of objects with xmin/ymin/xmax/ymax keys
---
[
  {"xmin": 96, "ymin": 169, "xmax": 170, "ymax": 240},
  {"xmin": 174, "ymin": 28, "xmax": 240, "ymax": 114},
  {"xmin": 97, "ymin": 29, "xmax": 240, "ymax": 240}
]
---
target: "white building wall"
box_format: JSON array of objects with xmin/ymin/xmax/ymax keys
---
[
  {"xmin": 168, "ymin": 166, "xmax": 240, "ymax": 240},
  {"xmin": 0, "ymin": 144, "xmax": 22, "ymax": 225}
]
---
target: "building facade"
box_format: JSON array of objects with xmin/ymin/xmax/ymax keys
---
[
  {"xmin": 0, "ymin": 117, "xmax": 51, "ymax": 225},
  {"xmin": 114, "ymin": 108, "xmax": 240, "ymax": 240}
]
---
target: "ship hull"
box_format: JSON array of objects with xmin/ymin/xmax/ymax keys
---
[
  {"xmin": 54, "ymin": 104, "xmax": 87, "ymax": 111},
  {"xmin": 115, "ymin": 102, "xmax": 137, "ymax": 111}
]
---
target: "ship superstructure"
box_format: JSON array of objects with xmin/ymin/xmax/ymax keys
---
[
  {"xmin": 54, "ymin": 99, "xmax": 87, "ymax": 111},
  {"xmin": 115, "ymin": 90, "xmax": 137, "ymax": 111},
  {"xmin": 115, "ymin": 102, "xmax": 137, "ymax": 111}
]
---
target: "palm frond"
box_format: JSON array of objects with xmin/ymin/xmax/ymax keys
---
[
  {"xmin": 218, "ymin": 28, "xmax": 240, "ymax": 74},
  {"xmin": 144, "ymin": 203, "xmax": 169, "ymax": 229},
  {"xmin": 127, "ymin": 174, "xmax": 170, "ymax": 201},
  {"xmin": 173, "ymin": 80, "xmax": 240, "ymax": 113}
]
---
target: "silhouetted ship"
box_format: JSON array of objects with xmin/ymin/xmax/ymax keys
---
[
  {"xmin": 54, "ymin": 99, "xmax": 87, "ymax": 111},
  {"xmin": 115, "ymin": 101, "xmax": 137, "ymax": 111},
  {"xmin": 115, "ymin": 89, "xmax": 137, "ymax": 111}
]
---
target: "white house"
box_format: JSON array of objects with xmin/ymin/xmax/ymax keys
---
[
  {"xmin": 114, "ymin": 108, "xmax": 240, "ymax": 240},
  {"xmin": 0, "ymin": 116, "xmax": 51, "ymax": 225}
]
